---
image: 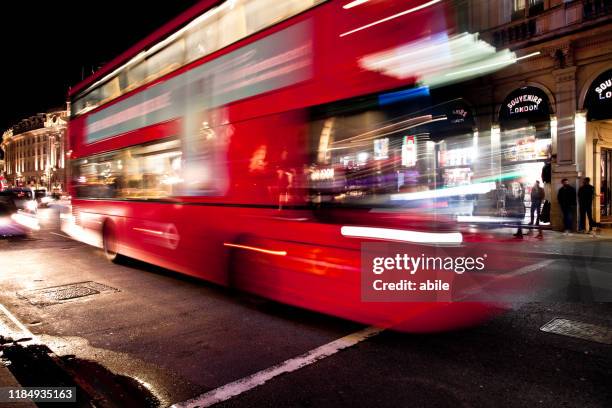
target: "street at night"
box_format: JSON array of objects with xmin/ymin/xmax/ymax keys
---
[
  {"xmin": 2, "ymin": 0, "xmax": 612, "ymax": 407},
  {"xmin": 1, "ymin": 207, "xmax": 611, "ymax": 407}
]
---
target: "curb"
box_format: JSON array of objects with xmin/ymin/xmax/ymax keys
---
[{"xmin": 0, "ymin": 365, "xmax": 37, "ymax": 408}]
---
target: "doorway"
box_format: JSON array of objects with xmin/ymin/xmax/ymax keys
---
[{"xmin": 601, "ymin": 148, "xmax": 612, "ymax": 219}]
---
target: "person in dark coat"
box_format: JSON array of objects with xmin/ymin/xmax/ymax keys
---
[
  {"xmin": 510, "ymin": 182, "xmax": 526, "ymax": 238},
  {"xmin": 578, "ymin": 177, "xmax": 596, "ymax": 233},
  {"xmin": 557, "ymin": 178, "xmax": 577, "ymax": 234},
  {"xmin": 529, "ymin": 180, "xmax": 545, "ymax": 225}
]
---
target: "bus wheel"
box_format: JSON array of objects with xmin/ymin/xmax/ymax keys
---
[{"xmin": 103, "ymin": 222, "xmax": 120, "ymax": 263}]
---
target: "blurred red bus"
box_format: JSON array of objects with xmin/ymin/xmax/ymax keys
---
[{"xmin": 66, "ymin": 0, "xmax": 518, "ymax": 332}]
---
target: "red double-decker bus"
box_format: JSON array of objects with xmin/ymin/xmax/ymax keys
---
[{"xmin": 65, "ymin": 0, "xmax": 525, "ymax": 332}]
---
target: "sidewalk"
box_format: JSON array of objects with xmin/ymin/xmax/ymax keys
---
[{"xmin": 495, "ymin": 227, "xmax": 612, "ymax": 260}]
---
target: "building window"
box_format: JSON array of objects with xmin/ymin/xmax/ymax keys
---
[
  {"xmin": 514, "ymin": 0, "xmax": 525, "ymax": 12},
  {"xmin": 528, "ymin": 0, "xmax": 544, "ymax": 15},
  {"xmin": 514, "ymin": 0, "xmax": 545, "ymax": 19}
]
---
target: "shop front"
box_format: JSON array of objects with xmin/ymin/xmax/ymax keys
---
[
  {"xmin": 584, "ymin": 68, "xmax": 612, "ymax": 225},
  {"xmin": 498, "ymin": 86, "xmax": 553, "ymax": 223},
  {"xmin": 427, "ymin": 99, "xmax": 480, "ymax": 217}
]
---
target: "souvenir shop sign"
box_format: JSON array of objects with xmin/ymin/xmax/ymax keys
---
[
  {"xmin": 447, "ymin": 101, "xmax": 474, "ymax": 125},
  {"xmin": 500, "ymin": 86, "xmax": 550, "ymax": 124},
  {"xmin": 427, "ymin": 99, "xmax": 475, "ymax": 141},
  {"xmin": 585, "ymin": 69, "xmax": 612, "ymax": 121}
]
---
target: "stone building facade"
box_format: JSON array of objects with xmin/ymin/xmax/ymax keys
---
[
  {"xmin": 461, "ymin": 0, "xmax": 612, "ymax": 229},
  {"xmin": 1, "ymin": 110, "xmax": 68, "ymax": 191}
]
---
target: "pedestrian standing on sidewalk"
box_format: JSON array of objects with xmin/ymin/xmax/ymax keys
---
[
  {"xmin": 510, "ymin": 182, "xmax": 526, "ymax": 238},
  {"xmin": 529, "ymin": 180, "xmax": 545, "ymax": 226},
  {"xmin": 578, "ymin": 177, "xmax": 596, "ymax": 233},
  {"xmin": 558, "ymin": 178, "xmax": 577, "ymax": 235}
]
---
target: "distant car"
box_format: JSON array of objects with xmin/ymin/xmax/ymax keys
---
[
  {"xmin": 0, "ymin": 196, "xmax": 28, "ymax": 236},
  {"xmin": 1, "ymin": 188, "xmax": 37, "ymax": 214},
  {"xmin": 34, "ymin": 189, "xmax": 53, "ymax": 207}
]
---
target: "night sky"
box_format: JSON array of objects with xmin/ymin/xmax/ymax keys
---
[{"xmin": 0, "ymin": 0, "xmax": 198, "ymax": 134}]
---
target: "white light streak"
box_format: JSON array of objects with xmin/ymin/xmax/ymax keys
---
[
  {"xmin": 133, "ymin": 227, "xmax": 165, "ymax": 236},
  {"xmin": 445, "ymin": 51, "xmax": 541, "ymax": 77},
  {"xmin": 11, "ymin": 213, "xmax": 40, "ymax": 231},
  {"xmin": 390, "ymin": 182, "xmax": 497, "ymax": 201},
  {"xmin": 456, "ymin": 216, "xmax": 513, "ymax": 224},
  {"xmin": 343, "ymin": 0, "xmax": 370, "ymax": 9},
  {"xmin": 78, "ymin": 0, "xmax": 233, "ymax": 98},
  {"xmin": 341, "ymin": 226, "xmax": 463, "ymax": 244},
  {"xmin": 340, "ymin": 0, "xmax": 442, "ymax": 37}
]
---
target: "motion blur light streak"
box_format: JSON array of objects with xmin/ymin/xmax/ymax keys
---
[
  {"xmin": 342, "ymin": 0, "xmax": 370, "ymax": 9},
  {"xmin": 340, "ymin": 226, "xmax": 463, "ymax": 244},
  {"xmin": 82, "ymin": 0, "xmax": 230, "ymax": 97},
  {"xmin": 223, "ymin": 243, "xmax": 288, "ymax": 256},
  {"xmin": 10, "ymin": 213, "xmax": 40, "ymax": 231},
  {"xmin": 339, "ymin": 0, "xmax": 442, "ymax": 37},
  {"xmin": 390, "ymin": 182, "xmax": 496, "ymax": 201},
  {"xmin": 456, "ymin": 216, "xmax": 514, "ymax": 224},
  {"xmin": 360, "ymin": 32, "xmax": 519, "ymax": 87},
  {"xmin": 61, "ymin": 216, "xmax": 103, "ymax": 248},
  {"xmin": 444, "ymin": 51, "xmax": 542, "ymax": 78},
  {"xmin": 378, "ymin": 86, "xmax": 430, "ymax": 106},
  {"xmin": 133, "ymin": 227, "xmax": 165, "ymax": 236},
  {"xmin": 335, "ymin": 115, "xmax": 438, "ymax": 146}
]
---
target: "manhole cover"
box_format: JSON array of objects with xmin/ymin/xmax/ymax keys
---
[
  {"xmin": 48, "ymin": 286, "xmax": 99, "ymax": 301},
  {"xmin": 540, "ymin": 318, "xmax": 612, "ymax": 345},
  {"xmin": 18, "ymin": 281, "xmax": 119, "ymax": 306}
]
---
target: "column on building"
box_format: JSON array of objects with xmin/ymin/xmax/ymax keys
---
[{"xmin": 549, "ymin": 66, "xmax": 580, "ymax": 230}]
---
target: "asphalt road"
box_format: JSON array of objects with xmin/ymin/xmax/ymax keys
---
[{"xmin": 1, "ymin": 207, "xmax": 611, "ymax": 408}]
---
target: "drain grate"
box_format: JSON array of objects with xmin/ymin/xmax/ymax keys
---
[
  {"xmin": 18, "ymin": 281, "xmax": 119, "ymax": 306},
  {"xmin": 49, "ymin": 286, "xmax": 99, "ymax": 301},
  {"xmin": 540, "ymin": 318, "xmax": 612, "ymax": 345}
]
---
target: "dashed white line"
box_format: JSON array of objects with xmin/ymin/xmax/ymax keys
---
[{"xmin": 171, "ymin": 326, "xmax": 384, "ymax": 408}]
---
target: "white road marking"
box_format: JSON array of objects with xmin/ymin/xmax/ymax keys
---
[
  {"xmin": 505, "ymin": 259, "xmax": 555, "ymax": 278},
  {"xmin": 0, "ymin": 303, "xmax": 39, "ymax": 343},
  {"xmin": 540, "ymin": 318, "xmax": 612, "ymax": 345},
  {"xmin": 171, "ymin": 326, "xmax": 384, "ymax": 408}
]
